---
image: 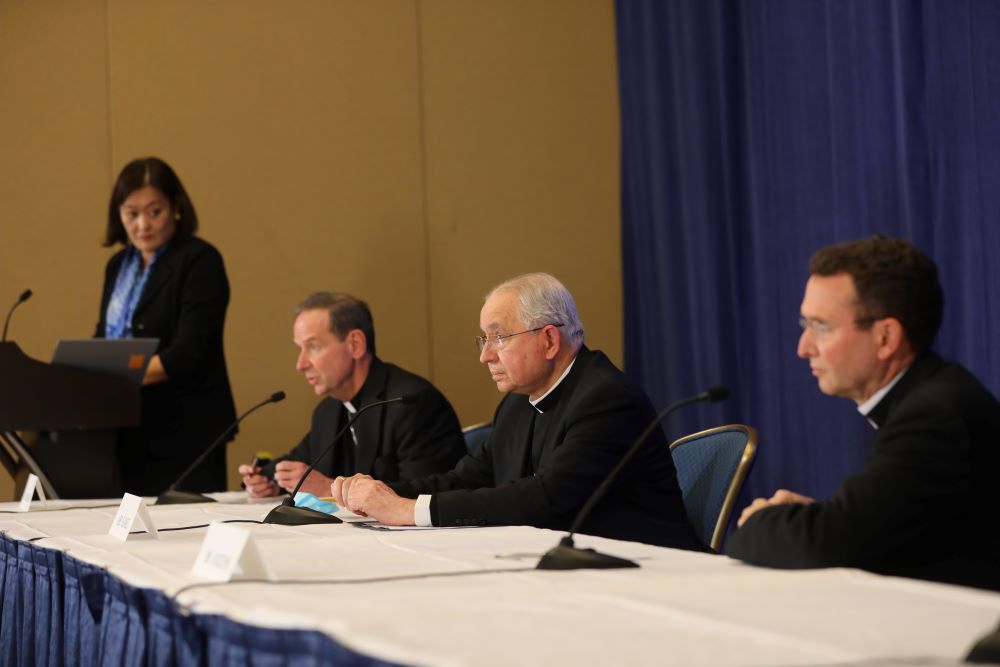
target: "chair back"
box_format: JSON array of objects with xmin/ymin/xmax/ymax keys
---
[
  {"xmin": 461, "ymin": 422, "xmax": 492, "ymax": 454},
  {"xmin": 669, "ymin": 424, "xmax": 758, "ymax": 552}
]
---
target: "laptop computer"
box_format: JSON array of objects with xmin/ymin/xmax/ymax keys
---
[{"xmin": 51, "ymin": 338, "xmax": 159, "ymax": 386}]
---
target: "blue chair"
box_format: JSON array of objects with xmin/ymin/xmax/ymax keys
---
[
  {"xmin": 669, "ymin": 424, "xmax": 758, "ymax": 552},
  {"xmin": 461, "ymin": 422, "xmax": 492, "ymax": 454}
]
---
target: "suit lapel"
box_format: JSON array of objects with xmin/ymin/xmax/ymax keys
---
[
  {"xmin": 868, "ymin": 352, "xmax": 942, "ymax": 428},
  {"xmin": 132, "ymin": 243, "xmax": 176, "ymax": 317},
  {"xmin": 529, "ymin": 347, "xmax": 593, "ymax": 470},
  {"xmin": 517, "ymin": 402, "xmax": 537, "ymax": 477},
  {"xmin": 312, "ymin": 399, "xmax": 347, "ymax": 475},
  {"xmin": 353, "ymin": 358, "xmax": 388, "ymax": 474}
]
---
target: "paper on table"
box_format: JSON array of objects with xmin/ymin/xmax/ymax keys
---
[{"xmin": 351, "ymin": 522, "xmax": 481, "ymax": 531}]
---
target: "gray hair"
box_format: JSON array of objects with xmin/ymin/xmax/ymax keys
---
[
  {"xmin": 293, "ymin": 292, "xmax": 376, "ymax": 356},
  {"xmin": 487, "ymin": 273, "xmax": 584, "ymax": 349}
]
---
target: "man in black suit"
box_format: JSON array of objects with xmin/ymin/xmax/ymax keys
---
[
  {"xmin": 331, "ymin": 273, "xmax": 703, "ymax": 550},
  {"xmin": 726, "ymin": 236, "xmax": 1000, "ymax": 590},
  {"xmin": 239, "ymin": 293, "xmax": 465, "ymax": 497}
]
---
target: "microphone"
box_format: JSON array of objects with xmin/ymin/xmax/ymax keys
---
[
  {"xmin": 156, "ymin": 391, "xmax": 286, "ymax": 505},
  {"xmin": 536, "ymin": 385, "xmax": 730, "ymax": 570},
  {"xmin": 263, "ymin": 394, "xmax": 417, "ymax": 526},
  {"xmin": 2, "ymin": 289, "xmax": 33, "ymax": 342}
]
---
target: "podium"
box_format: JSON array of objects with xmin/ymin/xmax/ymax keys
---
[{"xmin": 0, "ymin": 341, "xmax": 140, "ymax": 498}]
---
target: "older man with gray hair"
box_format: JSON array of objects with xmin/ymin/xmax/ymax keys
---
[{"xmin": 332, "ymin": 273, "xmax": 703, "ymax": 550}]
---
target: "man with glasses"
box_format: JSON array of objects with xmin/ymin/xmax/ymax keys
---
[
  {"xmin": 239, "ymin": 292, "xmax": 466, "ymax": 498},
  {"xmin": 332, "ymin": 273, "xmax": 704, "ymax": 550},
  {"xmin": 726, "ymin": 236, "xmax": 1000, "ymax": 590}
]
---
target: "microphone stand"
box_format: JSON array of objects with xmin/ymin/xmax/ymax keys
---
[
  {"xmin": 262, "ymin": 395, "xmax": 413, "ymax": 526},
  {"xmin": 536, "ymin": 386, "xmax": 729, "ymax": 570},
  {"xmin": 2, "ymin": 289, "xmax": 32, "ymax": 342},
  {"xmin": 156, "ymin": 391, "xmax": 286, "ymax": 505}
]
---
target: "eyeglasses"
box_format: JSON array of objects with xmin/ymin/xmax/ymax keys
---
[
  {"xmin": 798, "ymin": 316, "xmax": 882, "ymax": 337},
  {"xmin": 476, "ymin": 324, "xmax": 564, "ymax": 353}
]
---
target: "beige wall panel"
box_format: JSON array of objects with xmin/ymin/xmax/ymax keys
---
[
  {"xmin": 0, "ymin": 0, "xmax": 111, "ymax": 499},
  {"xmin": 0, "ymin": 0, "xmax": 111, "ymax": 354},
  {"xmin": 0, "ymin": 0, "xmax": 621, "ymax": 496},
  {"xmin": 419, "ymin": 0, "xmax": 622, "ymax": 425},
  {"xmin": 104, "ymin": 0, "xmax": 428, "ymax": 488}
]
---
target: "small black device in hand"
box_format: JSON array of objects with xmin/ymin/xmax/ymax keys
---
[
  {"xmin": 251, "ymin": 453, "xmax": 273, "ymax": 480},
  {"xmin": 240, "ymin": 453, "xmax": 274, "ymax": 489}
]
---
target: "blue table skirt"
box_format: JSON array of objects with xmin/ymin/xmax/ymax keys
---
[{"xmin": 0, "ymin": 534, "xmax": 407, "ymax": 667}]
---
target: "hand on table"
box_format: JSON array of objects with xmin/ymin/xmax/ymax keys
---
[
  {"xmin": 737, "ymin": 489, "xmax": 816, "ymax": 528},
  {"xmin": 331, "ymin": 474, "xmax": 416, "ymax": 526}
]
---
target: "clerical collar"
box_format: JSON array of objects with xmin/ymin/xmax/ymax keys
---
[
  {"xmin": 342, "ymin": 360, "xmax": 377, "ymax": 414},
  {"xmin": 857, "ymin": 366, "xmax": 909, "ymax": 428},
  {"xmin": 529, "ymin": 356, "xmax": 577, "ymax": 414}
]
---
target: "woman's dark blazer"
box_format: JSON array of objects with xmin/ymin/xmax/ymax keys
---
[{"xmin": 96, "ymin": 235, "xmax": 237, "ymax": 495}]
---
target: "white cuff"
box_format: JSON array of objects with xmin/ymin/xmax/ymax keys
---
[{"xmin": 414, "ymin": 494, "xmax": 433, "ymax": 527}]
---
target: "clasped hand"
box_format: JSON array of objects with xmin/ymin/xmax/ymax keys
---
[{"xmin": 330, "ymin": 474, "xmax": 416, "ymax": 526}]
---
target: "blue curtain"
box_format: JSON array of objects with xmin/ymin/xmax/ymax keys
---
[{"xmin": 616, "ymin": 0, "xmax": 1000, "ymax": 521}]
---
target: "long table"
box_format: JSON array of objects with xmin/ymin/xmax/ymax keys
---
[{"xmin": 1, "ymin": 493, "xmax": 998, "ymax": 666}]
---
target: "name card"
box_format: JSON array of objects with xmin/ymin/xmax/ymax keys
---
[
  {"xmin": 17, "ymin": 474, "xmax": 48, "ymax": 512},
  {"xmin": 192, "ymin": 522, "xmax": 273, "ymax": 582},
  {"xmin": 109, "ymin": 493, "xmax": 159, "ymax": 541}
]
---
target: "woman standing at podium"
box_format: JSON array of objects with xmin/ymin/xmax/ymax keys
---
[{"xmin": 95, "ymin": 157, "xmax": 236, "ymax": 496}]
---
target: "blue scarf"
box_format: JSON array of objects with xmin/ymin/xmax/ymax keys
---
[{"xmin": 104, "ymin": 245, "xmax": 164, "ymax": 339}]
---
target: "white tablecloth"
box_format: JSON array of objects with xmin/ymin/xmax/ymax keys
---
[{"xmin": 2, "ymin": 493, "xmax": 997, "ymax": 666}]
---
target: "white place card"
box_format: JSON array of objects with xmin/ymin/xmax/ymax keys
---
[
  {"xmin": 192, "ymin": 522, "xmax": 273, "ymax": 582},
  {"xmin": 17, "ymin": 474, "xmax": 48, "ymax": 512},
  {"xmin": 109, "ymin": 493, "xmax": 159, "ymax": 541}
]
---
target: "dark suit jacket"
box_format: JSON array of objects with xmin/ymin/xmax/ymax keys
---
[
  {"xmin": 726, "ymin": 352, "xmax": 1000, "ymax": 590},
  {"xmin": 268, "ymin": 357, "xmax": 466, "ymax": 482},
  {"xmin": 96, "ymin": 236, "xmax": 237, "ymax": 495},
  {"xmin": 391, "ymin": 346, "xmax": 705, "ymax": 550}
]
